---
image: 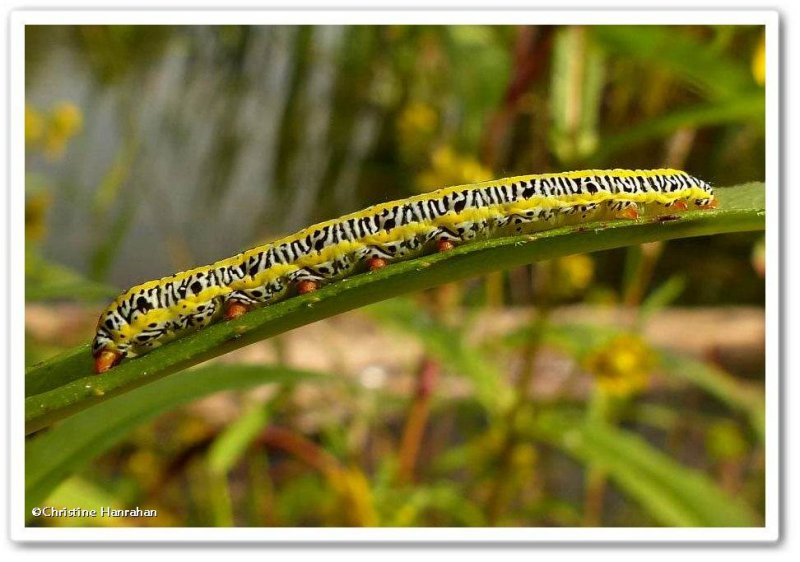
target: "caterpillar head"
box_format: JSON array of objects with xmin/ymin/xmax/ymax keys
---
[
  {"xmin": 92, "ymin": 307, "xmax": 130, "ymax": 373},
  {"xmin": 693, "ymin": 176, "xmax": 718, "ymax": 209}
]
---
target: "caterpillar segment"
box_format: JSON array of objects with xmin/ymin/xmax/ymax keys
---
[{"xmin": 92, "ymin": 168, "xmax": 716, "ymax": 373}]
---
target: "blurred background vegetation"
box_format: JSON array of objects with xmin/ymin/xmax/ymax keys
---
[{"xmin": 25, "ymin": 25, "xmax": 766, "ymax": 527}]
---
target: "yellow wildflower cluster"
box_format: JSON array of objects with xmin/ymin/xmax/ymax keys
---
[
  {"xmin": 549, "ymin": 254, "xmax": 595, "ymax": 299},
  {"xmin": 416, "ymin": 145, "xmax": 493, "ymax": 193},
  {"xmin": 396, "ymin": 101, "xmax": 439, "ymax": 162},
  {"xmin": 583, "ymin": 334, "xmax": 656, "ymax": 398},
  {"xmin": 752, "ymin": 32, "xmax": 765, "ymax": 86},
  {"xmin": 25, "ymin": 101, "xmax": 83, "ymax": 160},
  {"xmin": 126, "ymin": 449, "xmax": 164, "ymax": 490},
  {"xmin": 25, "ymin": 190, "xmax": 52, "ymax": 243}
]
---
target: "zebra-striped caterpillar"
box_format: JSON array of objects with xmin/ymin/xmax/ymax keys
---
[{"xmin": 92, "ymin": 168, "xmax": 716, "ymax": 373}]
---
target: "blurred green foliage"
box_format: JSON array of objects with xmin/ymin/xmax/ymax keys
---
[{"xmin": 25, "ymin": 24, "xmax": 766, "ymax": 528}]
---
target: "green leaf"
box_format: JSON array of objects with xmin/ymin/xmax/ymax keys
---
[
  {"xmin": 205, "ymin": 400, "xmax": 273, "ymax": 527},
  {"xmin": 444, "ymin": 26, "xmax": 512, "ymax": 151},
  {"xmin": 25, "ymin": 182, "xmax": 765, "ymax": 433},
  {"xmin": 25, "ymin": 364, "xmax": 329, "ymax": 513},
  {"xmin": 593, "ymin": 26, "xmax": 758, "ymax": 100},
  {"xmin": 660, "ymin": 351, "xmax": 765, "ymax": 441},
  {"xmin": 31, "ymin": 477, "xmax": 127, "ymax": 527},
  {"xmin": 592, "ymin": 95, "xmax": 764, "ymax": 162},
  {"xmin": 550, "ymin": 26, "xmax": 606, "ymax": 164},
  {"xmin": 207, "ymin": 401, "xmax": 272, "ymax": 476},
  {"xmin": 640, "ymin": 274, "xmax": 688, "ymax": 320},
  {"xmin": 535, "ymin": 411, "xmax": 760, "ymax": 526},
  {"xmin": 381, "ymin": 483, "xmax": 487, "ymax": 526},
  {"xmin": 25, "ymin": 250, "xmax": 120, "ymax": 302}
]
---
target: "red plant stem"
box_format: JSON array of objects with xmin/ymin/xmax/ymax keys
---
[
  {"xmin": 397, "ymin": 358, "xmax": 440, "ymax": 484},
  {"xmin": 257, "ymin": 426, "xmax": 341, "ymax": 479}
]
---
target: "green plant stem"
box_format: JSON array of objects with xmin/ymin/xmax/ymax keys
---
[
  {"xmin": 246, "ymin": 451, "xmax": 277, "ymax": 526},
  {"xmin": 583, "ymin": 465, "xmax": 609, "ymax": 526},
  {"xmin": 622, "ymin": 241, "xmax": 664, "ymax": 308},
  {"xmin": 582, "ymin": 388, "xmax": 612, "ymax": 526},
  {"xmin": 486, "ymin": 303, "xmax": 550, "ymax": 525},
  {"xmin": 25, "ymin": 183, "xmax": 765, "ymax": 433},
  {"xmin": 207, "ymin": 471, "xmax": 235, "ymax": 527}
]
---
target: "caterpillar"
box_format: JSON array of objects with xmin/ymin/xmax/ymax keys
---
[{"xmin": 92, "ymin": 168, "xmax": 716, "ymax": 373}]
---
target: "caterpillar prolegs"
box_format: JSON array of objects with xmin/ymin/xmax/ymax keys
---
[{"xmin": 92, "ymin": 169, "xmax": 717, "ymax": 373}]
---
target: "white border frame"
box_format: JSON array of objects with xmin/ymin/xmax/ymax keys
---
[{"xmin": 9, "ymin": 8, "xmax": 780, "ymax": 543}]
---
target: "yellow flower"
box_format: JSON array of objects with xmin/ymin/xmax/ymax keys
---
[
  {"xmin": 551, "ymin": 254, "xmax": 594, "ymax": 298},
  {"xmin": 174, "ymin": 417, "xmax": 213, "ymax": 445},
  {"xmin": 126, "ymin": 449, "xmax": 163, "ymax": 490},
  {"xmin": 416, "ymin": 145, "xmax": 493, "ymax": 192},
  {"xmin": 25, "ymin": 105, "xmax": 45, "ymax": 146},
  {"xmin": 398, "ymin": 102, "xmax": 437, "ymax": 139},
  {"xmin": 752, "ymin": 32, "xmax": 765, "ymax": 86},
  {"xmin": 583, "ymin": 334, "xmax": 655, "ymax": 398},
  {"xmin": 50, "ymin": 101, "xmax": 83, "ymax": 137},
  {"xmin": 43, "ymin": 101, "xmax": 84, "ymax": 160},
  {"xmin": 25, "ymin": 191, "xmax": 52, "ymax": 242},
  {"xmin": 397, "ymin": 102, "xmax": 439, "ymax": 162}
]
